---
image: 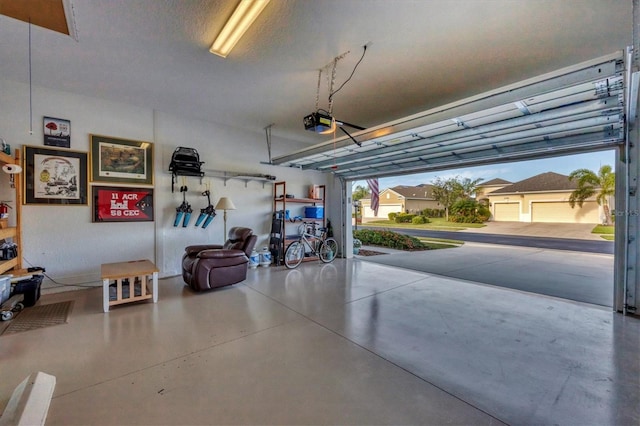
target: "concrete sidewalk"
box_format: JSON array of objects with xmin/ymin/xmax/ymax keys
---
[
  {"xmin": 360, "ymin": 220, "xmax": 607, "ymax": 240},
  {"xmin": 461, "ymin": 221, "xmax": 605, "ymax": 240},
  {"xmin": 356, "ymin": 242, "xmax": 614, "ymax": 307}
]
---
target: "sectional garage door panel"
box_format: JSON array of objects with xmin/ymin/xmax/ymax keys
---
[
  {"xmin": 493, "ymin": 203, "xmax": 520, "ymax": 221},
  {"xmin": 531, "ymin": 201, "xmax": 599, "ymax": 223},
  {"xmin": 366, "ymin": 204, "xmax": 403, "ymax": 219}
]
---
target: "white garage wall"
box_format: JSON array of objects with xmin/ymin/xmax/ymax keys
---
[{"xmin": 0, "ymin": 79, "xmax": 329, "ymax": 284}]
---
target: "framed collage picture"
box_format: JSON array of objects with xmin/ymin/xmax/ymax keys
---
[
  {"xmin": 23, "ymin": 146, "xmax": 88, "ymax": 205},
  {"xmin": 90, "ymin": 135, "xmax": 154, "ymax": 185}
]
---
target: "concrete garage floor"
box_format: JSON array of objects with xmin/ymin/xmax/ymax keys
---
[{"xmin": 0, "ymin": 259, "xmax": 638, "ymax": 425}]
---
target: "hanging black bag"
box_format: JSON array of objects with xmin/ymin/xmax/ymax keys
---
[{"xmin": 169, "ymin": 147, "xmax": 204, "ymax": 191}]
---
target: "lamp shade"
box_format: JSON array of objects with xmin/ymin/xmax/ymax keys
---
[{"xmin": 215, "ymin": 197, "xmax": 236, "ymax": 210}]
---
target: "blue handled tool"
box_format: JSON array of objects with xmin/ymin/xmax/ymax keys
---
[
  {"xmin": 174, "ymin": 181, "xmax": 192, "ymax": 227},
  {"xmin": 173, "ymin": 209, "xmax": 184, "ymax": 227},
  {"xmin": 195, "ymin": 188, "xmax": 216, "ymax": 229}
]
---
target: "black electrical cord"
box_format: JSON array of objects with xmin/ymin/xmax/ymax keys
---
[
  {"xmin": 329, "ymin": 44, "xmax": 368, "ymax": 102},
  {"xmin": 339, "ymin": 127, "xmax": 361, "ymax": 147}
]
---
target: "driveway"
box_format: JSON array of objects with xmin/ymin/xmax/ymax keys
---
[
  {"xmin": 360, "ymin": 223, "xmax": 614, "ymax": 306},
  {"xmin": 357, "ymin": 242, "xmax": 614, "ymax": 307}
]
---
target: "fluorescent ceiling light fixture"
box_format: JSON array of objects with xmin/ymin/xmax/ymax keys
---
[{"xmin": 210, "ymin": 0, "xmax": 270, "ymax": 58}]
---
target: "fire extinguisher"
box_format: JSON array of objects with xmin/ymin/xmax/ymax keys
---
[{"xmin": 0, "ymin": 201, "xmax": 11, "ymax": 219}]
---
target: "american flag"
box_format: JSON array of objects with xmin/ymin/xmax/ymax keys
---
[{"xmin": 367, "ymin": 178, "xmax": 379, "ymax": 216}]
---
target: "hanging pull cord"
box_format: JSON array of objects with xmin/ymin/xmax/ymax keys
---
[
  {"xmin": 329, "ymin": 44, "xmax": 368, "ymax": 106},
  {"xmin": 327, "ymin": 57, "xmax": 339, "ymax": 115},
  {"xmin": 315, "ymin": 69, "xmax": 322, "ymax": 113}
]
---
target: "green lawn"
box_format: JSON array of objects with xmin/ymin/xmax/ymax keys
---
[
  {"xmin": 592, "ymin": 224, "xmax": 614, "ymax": 241},
  {"xmin": 361, "ymin": 217, "xmax": 486, "ymax": 231},
  {"xmin": 591, "ymin": 225, "xmax": 614, "ymax": 234}
]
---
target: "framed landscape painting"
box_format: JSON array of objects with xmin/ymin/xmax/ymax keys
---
[{"xmin": 90, "ymin": 135, "xmax": 153, "ymax": 185}]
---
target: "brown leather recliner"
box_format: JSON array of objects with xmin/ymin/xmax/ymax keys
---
[{"xmin": 182, "ymin": 227, "xmax": 258, "ymax": 291}]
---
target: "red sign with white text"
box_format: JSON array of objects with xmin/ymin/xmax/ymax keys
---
[{"xmin": 93, "ymin": 186, "xmax": 154, "ymax": 222}]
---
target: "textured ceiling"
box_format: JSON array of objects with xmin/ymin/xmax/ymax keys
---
[{"xmin": 0, "ymin": 0, "xmax": 632, "ymax": 148}]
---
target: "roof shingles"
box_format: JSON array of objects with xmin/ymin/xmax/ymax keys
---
[
  {"xmin": 390, "ymin": 184, "xmax": 435, "ymax": 199},
  {"xmin": 490, "ymin": 172, "xmax": 577, "ymax": 194}
]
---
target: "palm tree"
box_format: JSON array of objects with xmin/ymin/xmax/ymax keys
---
[
  {"xmin": 352, "ymin": 185, "xmax": 371, "ymax": 201},
  {"xmin": 568, "ymin": 165, "xmax": 615, "ymax": 225}
]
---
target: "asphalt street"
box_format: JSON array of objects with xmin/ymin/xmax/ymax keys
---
[{"xmin": 363, "ymin": 226, "xmax": 614, "ymax": 254}]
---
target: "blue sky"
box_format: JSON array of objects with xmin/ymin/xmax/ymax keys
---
[{"xmin": 353, "ymin": 150, "xmax": 616, "ymax": 190}]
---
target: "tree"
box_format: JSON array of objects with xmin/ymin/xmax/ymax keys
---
[
  {"xmin": 352, "ymin": 185, "xmax": 371, "ymax": 201},
  {"xmin": 450, "ymin": 199, "xmax": 491, "ymax": 223},
  {"xmin": 431, "ymin": 177, "xmax": 463, "ymax": 221},
  {"xmin": 459, "ymin": 177, "xmax": 484, "ymax": 199},
  {"xmin": 569, "ymin": 165, "xmax": 615, "ymax": 225}
]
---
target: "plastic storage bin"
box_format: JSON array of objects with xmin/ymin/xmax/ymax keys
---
[
  {"xmin": 0, "ymin": 275, "xmax": 11, "ymax": 305},
  {"xmin": 12, "ymin": 275, "xmax": 43, "ymax": 307},
  {"xmin": 304, "ymin": 206, "xmax": 324, "ymax": 219}
]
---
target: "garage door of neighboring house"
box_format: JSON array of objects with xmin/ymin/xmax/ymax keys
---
[
  {"xmin": 531, "ymin": 201, "xmax": 599, "ymax": 223},
  {"xmin": 493, "ymin": 203, "xmax": 520, "ymax": 221},
  {"xmin": 373, "ymin": 204, "xmax": 403, "ymax": 219}
]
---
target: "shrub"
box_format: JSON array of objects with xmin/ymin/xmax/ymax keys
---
[
  {"xmin": 388, "ymin": 212, "xmax": 398, "ymax": 221},
  {"xmin": 411, "ymin": 215, "xmax": 430, "ymax": 224},
  {"xmin": 450, "ymin": 199, "xmax": 490, "ymax": 223},
  {"xmin": 422, "ymin": 208, "xmax": 445, "ymax": 218},
  {"xmin": 394, "ymin": 213, "xmax": 416, "ymax": 223},
  {"xmin": 353, "ymin": 229, "xmax": 427, "ymax": 250}
]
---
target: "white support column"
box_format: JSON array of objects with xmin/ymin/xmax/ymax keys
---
[
  {"xmin": 344, "ymin": 180, "xmax": 354, "ymax": 259},
  {"xmin": 614, "ymin": 9, "xmax": 640, "ymax": 314}
]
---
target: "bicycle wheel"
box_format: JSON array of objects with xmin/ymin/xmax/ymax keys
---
[
  {"xmin": 284, "ymin": 241, "xmax": 304, "ymax": 269},
  {"xmin": 319, "ymin": 238, "xmax": 338, "ymax": 263}
]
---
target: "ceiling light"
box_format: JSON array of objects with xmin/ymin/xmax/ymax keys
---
[{"xmin": 209, "ymin": 0, "xmax": 270, "ymax": 58}]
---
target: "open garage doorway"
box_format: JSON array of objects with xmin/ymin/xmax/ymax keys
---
[
  {"xmin": 348, "ymin": 150, "xmax": 616, "ymax": 307},
  {"xmin": 272, "ymin": 51, "xmax": 638, "ymax": 314}
]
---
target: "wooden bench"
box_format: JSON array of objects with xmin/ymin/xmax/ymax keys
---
[{"xmin": 101, "ymin": 259, "xmax": 158, "ymax": 313}]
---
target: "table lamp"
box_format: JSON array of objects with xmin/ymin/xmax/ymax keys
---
[{"xmin": 215, "ymin": 197, "xmax": 236, "ymax": 238}]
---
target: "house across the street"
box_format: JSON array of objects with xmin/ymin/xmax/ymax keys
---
[
  {"xmin": 360, "ymin": 184, "xmax": 440, "ymax": 219},
  {"xmin": 361, "ymin": 172, "xmax": 609, "ymax": 224},
  {"xmin": 485, "ymin": 172, "xmax": 606, "ymax": 223},
  {"xmin": 475, "ymin": 178, "xmax": 512, "ymax": 202}
]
